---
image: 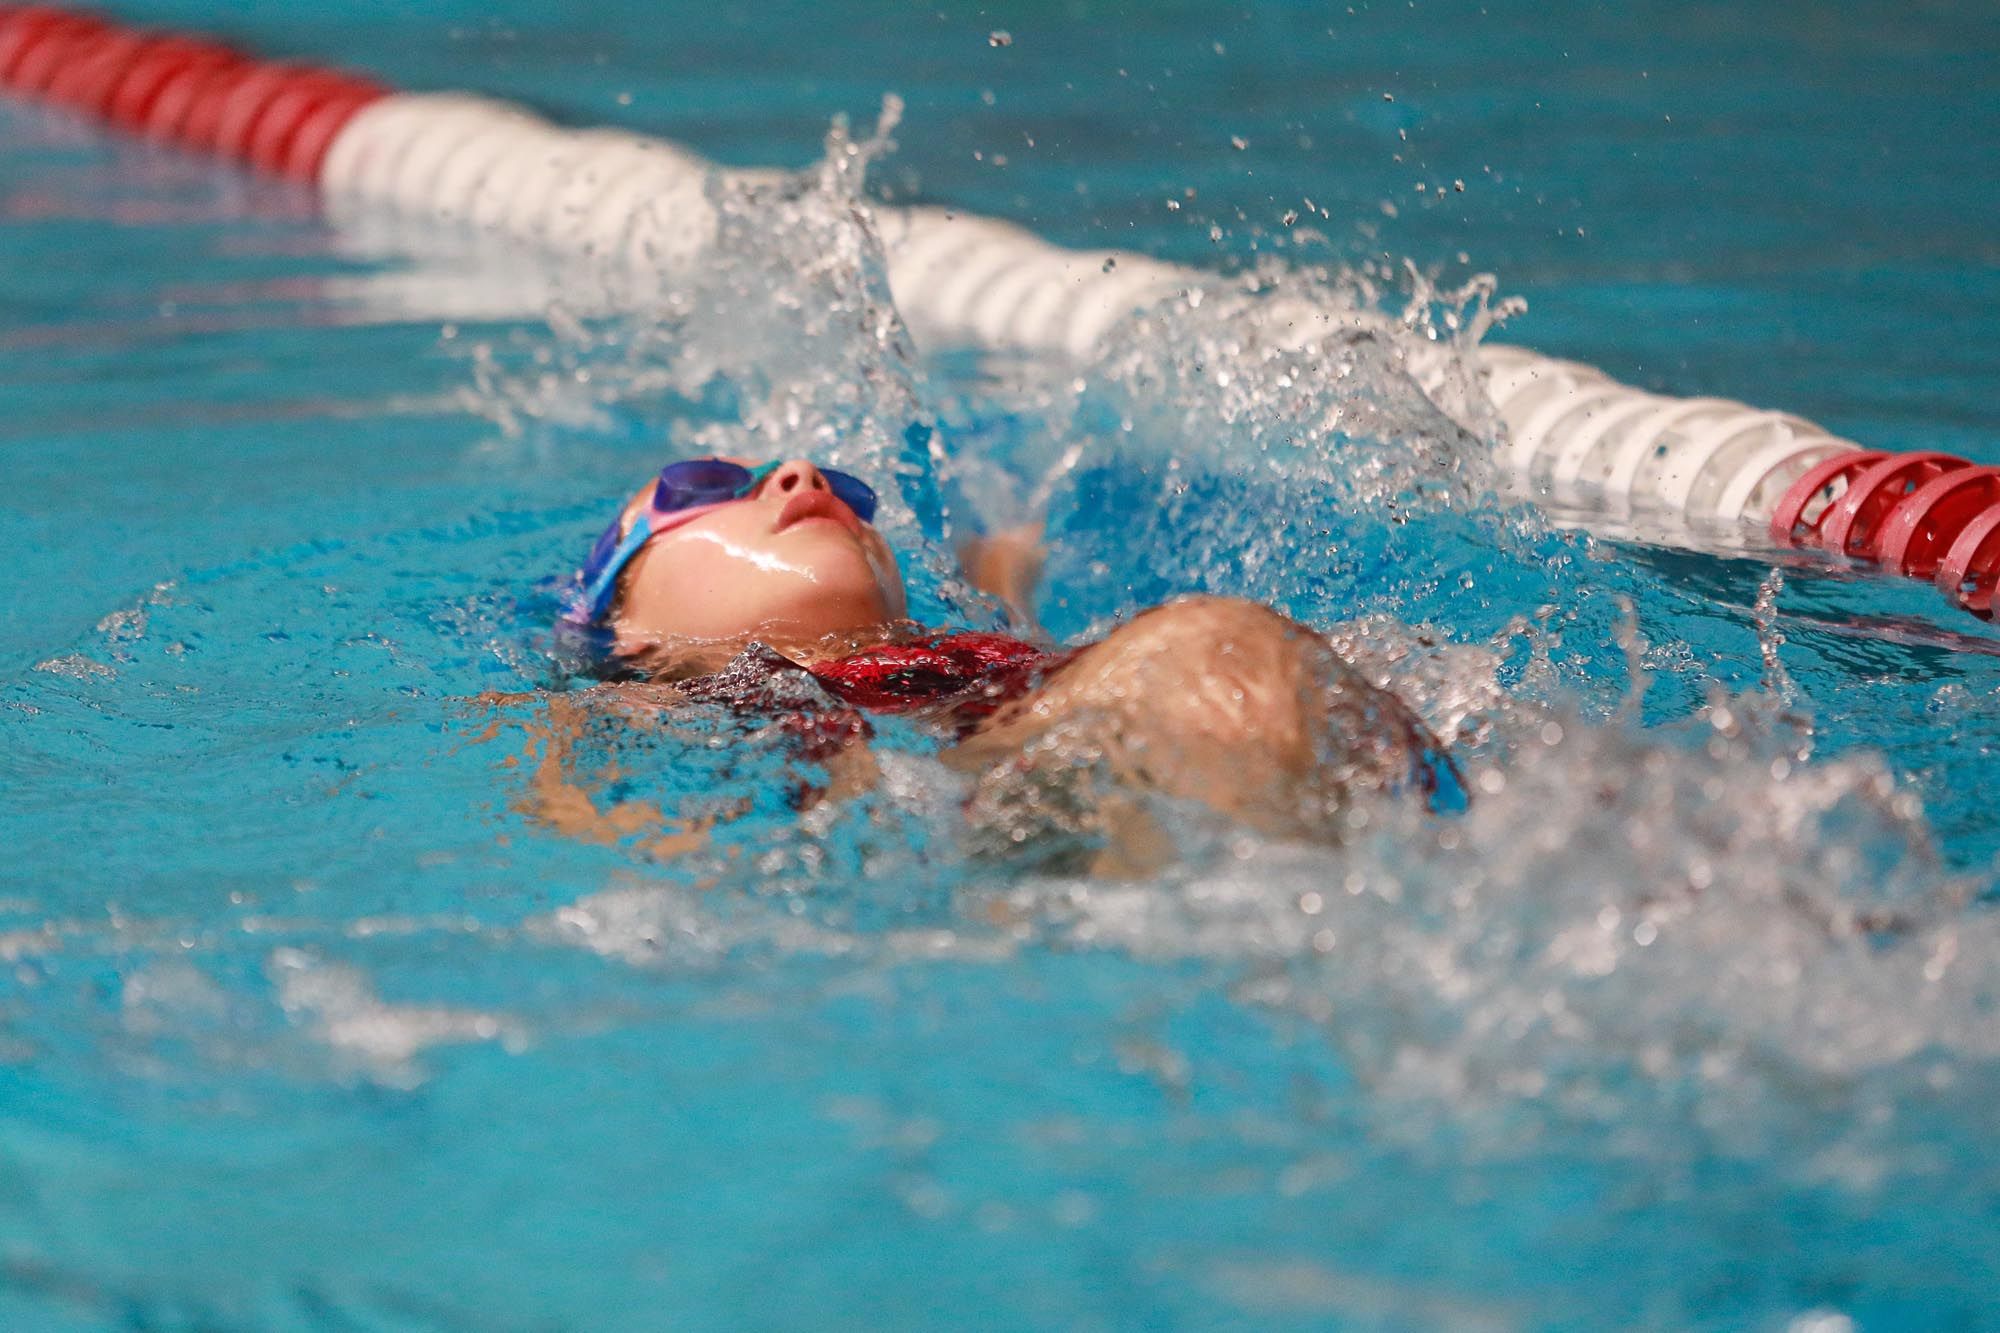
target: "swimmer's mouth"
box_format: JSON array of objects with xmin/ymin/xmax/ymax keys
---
[{"xmin": 774, "ymin": 488, "xmax": 858, "ymax": 534}]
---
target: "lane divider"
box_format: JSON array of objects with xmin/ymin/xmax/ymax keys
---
[
  {"xmin": 3, "ymin": 3, "xmax": 1995, "ymax": 622},
  {"xmin": 0, "ymin": 5, "xmax": 385, "ymax": 178},
  {"xmin": 1773, "ymin": 452, "xmax": 2000, "ymax": 617}
]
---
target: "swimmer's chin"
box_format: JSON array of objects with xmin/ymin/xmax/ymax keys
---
[{"xmin": 613, "ymin": 618, "xmax": 924, "ymax": 680}]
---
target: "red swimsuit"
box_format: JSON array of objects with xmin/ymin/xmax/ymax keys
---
[
  {"xmin": 670, "ymin": 631, "xmax": 1070, "ymax": 774},
  {"xmin": 807, "ymin": 630, "xmax": 1067, "ymax": 720},
  {"xmin": 669, "ymin": 629, "xmax": 1459, "ymax": 809}
]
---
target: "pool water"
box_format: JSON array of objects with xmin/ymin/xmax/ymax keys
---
[{"xmin": 4, "ymin": 1, "xmax": 2000, "ymax": 1328}]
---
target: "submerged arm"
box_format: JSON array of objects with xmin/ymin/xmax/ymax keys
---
[
  {"xmin": 477, "ymin": 676, "xmax": 883, "ymax": 854},
  {"xmin": 477, "ymin": 683, "xmax": 716, "ymax": 858}
]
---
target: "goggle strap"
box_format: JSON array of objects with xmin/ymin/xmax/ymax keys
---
[{"xmin": 580, "ymin": 515, "xmax": 659, "ymax": 621}]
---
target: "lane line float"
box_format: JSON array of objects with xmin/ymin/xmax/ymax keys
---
[{"xmin": 3, "ymin": 3, "xmax": 1994, "ymax": 621}]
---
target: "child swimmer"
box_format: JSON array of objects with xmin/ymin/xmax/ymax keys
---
[{"xmin": 554, "ymin": 455, "xmax": 1455, "ymax": 855}]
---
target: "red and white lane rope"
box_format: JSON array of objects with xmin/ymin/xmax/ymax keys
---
[
  {"xmin": 0, "ymin": 5, "xmax": 383, "ymax": 178},
  {"xmin": 4, "ymin": 4, "xmax": 1996, "ymax": 620}
]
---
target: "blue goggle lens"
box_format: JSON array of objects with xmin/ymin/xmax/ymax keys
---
[
  {"xmin": 649, "ymin": 458, "xmax": 878, "ymax": 522},
  {"xmin": 823, "ymin": 470, "xmax": 878, "ymax": 522},
  {"xmin": 654, "ymin": 458, "xmax": 758, "ymax": 511}
]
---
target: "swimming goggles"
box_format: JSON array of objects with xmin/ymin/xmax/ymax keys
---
[{"xmin": 570, "ymin": 457, "xmax": 879, "ymax": 624}]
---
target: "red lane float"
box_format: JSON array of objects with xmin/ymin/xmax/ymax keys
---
[
  {"xmin": 2, "ymin": 9, "xmax": 103, "ymax": 89},
  {"xmin": 3, "ymin": 4, "xmax": 1998, "ymax": 624},
  {"xmin": 1941, "ymin": 511, "xmax": 2000, "ymax": 618},
  {"xmin": 1878, "ymin": 466, "xmax": 2000, "ymax": 581},
  {"xmin": 0, "ymin": 4, "xmax": 384, "ymax": 175},
  {"xmin": 1773, "ymin": 451, "xmax": 2000, "ymax": 618},
  {"xmin": 1817, "ymin": 451, "xmax": 1968, "ymax": 561},
  {"xmin": 42, "ymin": 24, "xmax": 142, "ymax": 108},
  {"xmin": 1771, "ymin": 452, "xmax": 1887, "ymax": 548},
  {"xmin": 103, "ymin": 37, "xmax": 233, "ymax": 129}
]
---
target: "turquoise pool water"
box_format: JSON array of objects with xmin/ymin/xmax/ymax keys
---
[{"xmin": 4, "ymin": 1, "xmax": 2000, "ymax": 1328}]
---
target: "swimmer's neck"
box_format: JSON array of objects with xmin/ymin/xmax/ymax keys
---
[{"xmin": 617, "ymin": 618, "xmax": 927, "ymax": 680}]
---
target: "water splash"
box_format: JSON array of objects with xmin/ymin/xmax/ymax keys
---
[{"xmin": 441, "ymin": 98, "xmax": 988, "ymax": 626}]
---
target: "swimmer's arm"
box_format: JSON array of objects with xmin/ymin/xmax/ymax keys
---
[
  {"xmin": 476, "ymin": 682, "xmax": 718, "ymax": 858},
  {"xmin": 816, "ymin": 735, "xmax": 881, "ymax": 804},
  {"xmin": 957, "ymin": 522, "xmax": 1046, "ymax": 632},
  {"xmin": 482, "ymin": 683, "xmax": 884, "ymax": 849}
]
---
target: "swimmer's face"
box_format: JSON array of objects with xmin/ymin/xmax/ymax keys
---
[{"xmin": 610, "ymin": 458, "xmax": 907, "ymax": 653}]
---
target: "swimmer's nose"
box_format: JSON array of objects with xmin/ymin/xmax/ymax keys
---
[{"xmin": 765, "ymin": 459, "xmax": 832, "ymax": 499}]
